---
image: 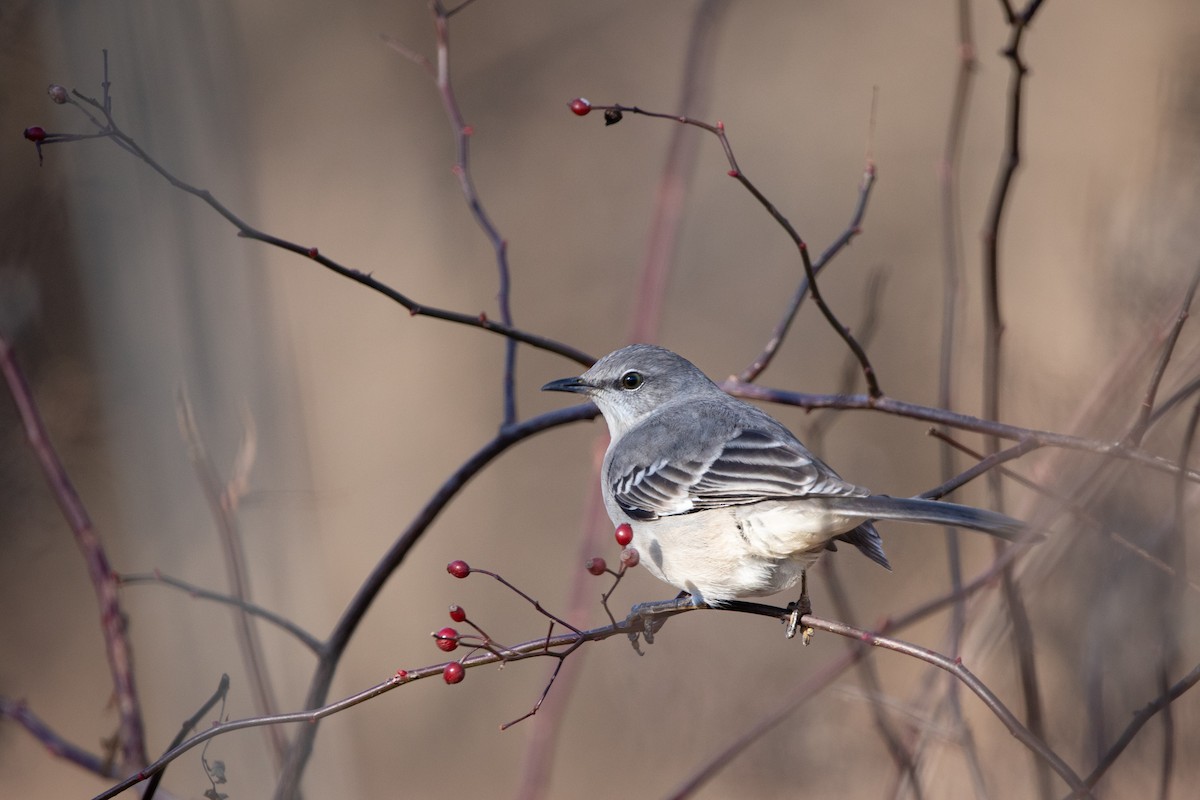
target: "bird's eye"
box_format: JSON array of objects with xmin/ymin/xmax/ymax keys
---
[{"xmin": 619, "ymin": 371, "xmax": 644, "ymax": 390}]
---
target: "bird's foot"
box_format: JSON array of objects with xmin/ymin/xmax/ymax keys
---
[
  {"xmin": 627, "ymin": 593, "xmax": 702, "ymax": 650},
  {"xmin": 785, "ymin": 574, "xmax": 815, "ymax": 644}
]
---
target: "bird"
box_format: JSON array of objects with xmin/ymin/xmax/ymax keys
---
[{"xmin": 542, "ymin": 344, "xmax": 1028, "ymax": 626}]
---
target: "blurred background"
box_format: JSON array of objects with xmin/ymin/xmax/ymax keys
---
[{"xmin": 3, "ymin": 1, "xmax": 1199, "ymax": 797}]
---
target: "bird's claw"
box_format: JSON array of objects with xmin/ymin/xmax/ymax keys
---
[{"xmin": 785, "ymin": 598, "xmax": 814, "ymax": 644}]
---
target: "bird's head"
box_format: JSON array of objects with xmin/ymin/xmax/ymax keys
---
[{"xmin": 542, "ymin": 344, "xmax": 718, "ymax": 439}]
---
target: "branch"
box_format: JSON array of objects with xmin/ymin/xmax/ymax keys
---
[
  {"xmin": 387, "ymin": 1, "xmax": 520, "ymax": 424},
  {"xmin": 118, "ymin": 572, "xmax": 323, "ymax": 654},
  {"xmin": 577, "ymin": 101, "xmax": 882, "ymax": 397},
  {"xmin": 0, "ymin": 335, "xmax": 147, "ymax": 770},
  {"xmin": 97, "ymin": 595, "xmax": 1091, "ymax": 800},
  {"xmin": 36, "ymin": 63, "xmax": 592, "ymax": 369},
  {"xmin": 0, "ymin": 696, "xmax": 119, "ymax": 779},
  {"xmin": 724, "ymin": 382, "xmax": 1200, "ymax": 484},
  {"xmin": 271, "ymin": 403, "xmax": 596, "ymax": 798},
  {"xmin": 1074, "ymin": 660, "xmax": 1200, "ymax": 797},
  {"xmin": 1125, "ymin": 265, "xmax": 1200, "ymax": 446}
]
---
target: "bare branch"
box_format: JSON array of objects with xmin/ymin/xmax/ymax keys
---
[
  {"xmin": 0, "ymin": 335, "xmax": 147, "ymax": 770},
  {"xmin": 581, "ymin": 101, "xmax": 882, "ymax": 397},
  {"xmin": 118, "ymin": 572, "xmax": 324, "ymax": 654}
]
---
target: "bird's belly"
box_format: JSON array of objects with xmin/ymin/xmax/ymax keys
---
[{"xmin": 625, "ymin": 503, "xmax": 866, "ymax": 605}]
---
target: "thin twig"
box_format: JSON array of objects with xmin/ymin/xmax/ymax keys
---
[
  {"xmin": 1126, "ymin": 266, "xmax": 1200, "ymax": 446},
  {"xmin": 589, "ymin": 102, "xmax": 882, "ymax": 397},
  {"xmin": 43, "ymin": 74, "xmax": 592, "ymax": 369},
  {"xmin": 738, "ymin": 157, "xmax": 878, "ymax": 382},
  {"xmin": 423, "ymin": 0, "xmax": 520, "ymax": 425},
  {"xmin": 143, "ymin": 674, "xmax": 231, "ymax": 800},
  {"xmin": 118, "ymin": 572, "xmax": 323, "ymax": 654}
]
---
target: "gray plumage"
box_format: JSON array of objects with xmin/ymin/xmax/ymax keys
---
[{"xmin": 543, "ymin": 344, "xmax": 1027, "ymax": 604}]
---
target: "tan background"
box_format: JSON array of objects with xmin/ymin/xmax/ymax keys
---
[{"xmin": 2, "ymin": 1, "xmax": 1199, "ymax": 797}]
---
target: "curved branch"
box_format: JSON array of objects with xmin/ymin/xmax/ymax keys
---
[
  {"xmin": 46, "ymin": 86, "xmax": 592, "ymax": 369},
  {"xmin": 586, "ymin": 102, "xmax": 882, "ymax": 397}
]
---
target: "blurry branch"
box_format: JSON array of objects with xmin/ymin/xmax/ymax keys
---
[
  {"xmin": 177, "ymin": 391, "xmax": 286, "ymax": 770},
  {"xmin": 933, "ymin": 0, "xmax": 984, "ymax": 793},
  {"xmin": 1075, "ymin": 660, "xmax": 1200, "ymax": 798},
  {"xmin": 930, "ymin": 430, "xmax": 1200, "ymax": 595},
  {"xmin": 0, "ymin": 697, "xmax": 121, "ymax": 780},
  {"xmin": 824, "ymin": 560, "xmax": 925, "ymax": 798},
  {"xmin": 1126, "ymin": 266, "xmax": 1200, "ymax": 446},
  {"xmin": 0, "ymin": 334, "xmax": 148, "ymax": 771},
  {"xmin": 627, "ymin": 0, "xmax": 731, "ymax": 345},
  {"xmin": 579, "ymin": 101, "xmax": 881, "ymax": 397},
  {"xmin": 34, "ymin": 52, "xmax": 593, "ymax": 370},
  {"xmin": 982, "ymin": 4, "xmax": 1052, "ymax": 794},
  {"xmin": 382, "ymin": 0, "xmax": 520, "ymax": 426},
  {"xmin": 118, "ymin": 572, "xmax": 324, "ymax": 654}
]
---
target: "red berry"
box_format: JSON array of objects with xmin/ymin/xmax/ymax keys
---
[
  {"xmin": 615, "ymin": 524, "xmax": 633, "ymax": 547},
  {"xmin": 306, "ymin": 246, "xmax": 319, "ymax": 258},
  {"xmin": 434, "ymin": 627, "xmax": 459, "ymax": 652},
  {"xmin": 447, "ymin": 560, "xmax": 471, "ymax": 579},
  {"xmin": 443, "ymin": 662, "xmax": 465, "ymax": 684},
  {"xmin": 620, "ymin": 547, "xmax": 640, "ymax": 568},
  {"xmin": 586, "ymin": 557, "xmax": 607, "ymax": 576},
  {"xmin": 23, "ymin": 127, "xmax": 46, "ymax": 142},
  {"xmin": 569, "ymin": 98, "xmax": 591, "ymax": 116},
  {"xmin": 448, "ymin": 604, "xmax": 467, "ymax": 623}
]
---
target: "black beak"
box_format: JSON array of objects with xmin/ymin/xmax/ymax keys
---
[{"xmin": 541, "ymin": 376, "xmax": 590, "ymax": 394}]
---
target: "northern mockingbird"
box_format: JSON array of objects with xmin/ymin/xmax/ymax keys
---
[{"xmin": 543, "ymin": 344, "xmax": 1027, "ymax": 617}]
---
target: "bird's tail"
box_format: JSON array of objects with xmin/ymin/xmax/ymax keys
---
[{"xmin": 819, "ymin": 495, "xmax": 1029, "ymax": 542}]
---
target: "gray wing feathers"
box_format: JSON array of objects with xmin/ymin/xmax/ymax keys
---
[{"xmin": 609, "ymin": 424, "xmax": 866, "ymax": 520}]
